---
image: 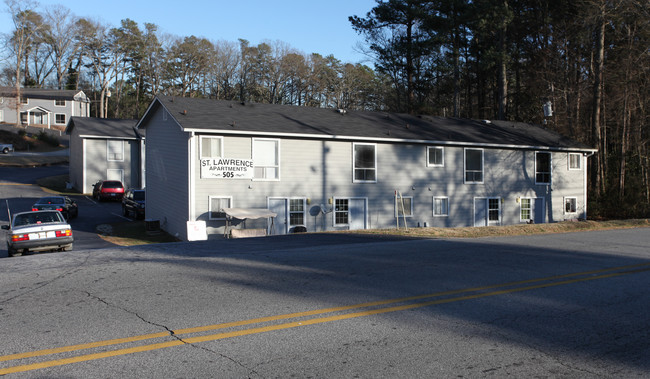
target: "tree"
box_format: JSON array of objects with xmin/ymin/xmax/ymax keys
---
[
  {"xmin": 4, "ymin": 0, "xmax": 47, "ymax": 125},
  {"xmin": 350, "ymin": 0, "xmax": 434, "ymax": 113},
  {"xmin": 43, "ymin": 4, "xmax": 80, "ymax": 89}
]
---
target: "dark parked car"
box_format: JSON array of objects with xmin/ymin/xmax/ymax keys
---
[
  {"xmin": 32, "ymin": 196, "xmax": 78, "ymax": 220},
  {"xmin": 92, "ymin": 180, "xmax": 125, "ymax": 201},
  {"xmin": 122, "ymin": 189, "xmax": 145, "ymax": 219},
  {"xmin": 2, "ymin": 210, "xmax": 73, "ymax": 257}
]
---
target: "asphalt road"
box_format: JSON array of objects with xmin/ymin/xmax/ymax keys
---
[
  {"xmin": 0, "ymin": 227, "xmax": 649, "ymax": 378},
  {"xmin": 0, "ymin": 164, "xmax": 126, "ymax": 257}
]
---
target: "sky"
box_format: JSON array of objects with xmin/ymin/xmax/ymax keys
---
[{"xmin": 1, "ymin": 0, "xmax": 378, "ymax": 64}]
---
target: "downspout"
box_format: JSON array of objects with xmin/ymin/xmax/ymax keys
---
[
  {"xmin": 584, "ymin": 151, "xmax": 596, "ymax": 220},
  {"xmin": 189, "ymin": 132, "xmax": 195, "ymax": 225}
]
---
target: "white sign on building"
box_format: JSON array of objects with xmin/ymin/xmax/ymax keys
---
[{"xmin": 200, "ymin": 158, "xmax": 254, "ymax": 179}]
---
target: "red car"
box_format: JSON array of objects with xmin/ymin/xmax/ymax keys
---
[{"xmin": 92, "ymin": 180, "xmax": 125, "ymax": 201}]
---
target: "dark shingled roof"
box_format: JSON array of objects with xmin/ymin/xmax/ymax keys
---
[
  {"xmin": 66, "ymin": 117, "xmax": 140, "ymax": 139},
  {"xmin": 139, "ymin": 95, "xmax": 593, "ymax": 152},
  {"xmin": 0, "ymin": 87, "xmax": 88, "ymax": 101}
]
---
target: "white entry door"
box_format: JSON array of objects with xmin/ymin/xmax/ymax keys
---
[
  {"xmin": 474, "ymin": 198, "xmax": 500, "ymax": 227},
  {"xmin": 348, "ymin": 198, "xmax": 367, "ymax": 230},
  {"xmin": 533, "ymin": 198, "xmax": 545, "ymax": 224},
  {"xmin": 268, "ymin": 198, "xmax": 287, "ymax": 235}
]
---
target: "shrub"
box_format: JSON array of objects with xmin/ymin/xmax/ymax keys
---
[{"xmin": 36, "ymin": 130, "xmax": 60, "ymax": 147}]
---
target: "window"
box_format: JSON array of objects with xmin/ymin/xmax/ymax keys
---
[
  {"xmin": 465, "ymin": 148, "xmax": 483, "ymax": 183},
  {"xmin": 568, "ymin": 153, "xmax": 581, "ymax": 170},
  {"xmin": 19, "ymin": 97, "xmax": 28, "ymax": 104},
  {"xmin": 253, "ymin": 138, "xmax": 279, "ymax": 180},
  {"xmin": 55, "ymin": 99, "xmax": 65, "ymax": 106},
  {"xmin": 433, "ymin": 197, "xmax": 449, "ymax": 216},
  {"xmin": 353, "ymin": 143, "xmax": 376, "ymax": 182},
  {"xmin": 200, "ymin": 136, "xmax": 223, "ymax": 158},
  {"xmin": 334, "ymin": 199, "xmax": 349, "ymax": 225},
  {"xmin": 209, "ymin": 196, "xmax": 231, "ymax": 220},
  {"xmin": 488, "ymin": 198, "xmax": 500, "ymax": 222},
  {"xmin": 565, "ymin": 197, "xmax": 577, "ymax": 213},
  {"xmin": 427, "ymin": 146, "xmax": 444, "ymax": 167},
  {"xmin": 289, "ymin": 199, "xmax": 305, "ymax": 226},
  {"xmin": 107, "ymin": 140, "xmax": 124, "ymax": 161},
  {"xmin": 520, "ymin": 198, "xmax": 531, "ymax": 221},
  {"xmin": 395, "ymin": 196, "xmax": 413, "ymax": 217},
  {"xmin": 536, "ymin": 152, "xmax": 551, "ymax": 184},
  {"xmin": 55, "ymin": 114, "xmax": 66, "ymax": 124}
]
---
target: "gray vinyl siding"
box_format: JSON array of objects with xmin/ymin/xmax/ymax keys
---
[
  {"xmin": 77, "ymin": 138, "xmax": 139, "ymax": 192},
  {"xmin": 188, "ymin": 135, "xmax": 589, "ymax": 238},
  {"xmin": 143, "ymin": 109, "xmax": 189, "ymax": 240},
  {"xmin": 0, "ymin": 95, "xmax": 88, "ymax": 125},
  {"xmin": 67, "ymin": 126, "xmax": 84, "ymax": 192}
]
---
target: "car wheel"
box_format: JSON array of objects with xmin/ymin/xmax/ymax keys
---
[
  {"xmin": 122, "ymin": 205, "xmax": 129, "ymax": 217},
  {"xmin": 62, "ymin": 244, "xmax": 73, "ymax": 252},
  {"xmin": 2, "ymin": 147, "xmax": 8, "ymax": 154}
]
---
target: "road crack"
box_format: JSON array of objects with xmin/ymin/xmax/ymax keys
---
[{"xmin": 83, "ymin": 291, "xmax": 261, "ymax": 377}]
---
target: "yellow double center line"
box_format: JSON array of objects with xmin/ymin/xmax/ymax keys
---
[{"xmin": 2, "ymin": 262, "xmax": 649, "ymax": 375}]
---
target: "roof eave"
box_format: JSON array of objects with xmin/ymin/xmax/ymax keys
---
[{"xmin": 182, "ymin": 127, "xmax": 596, "ymax": 153}]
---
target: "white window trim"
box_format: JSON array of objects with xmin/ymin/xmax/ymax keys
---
[
  {"xmin": 564, "ymin": 197, "xmax": 578, "ymax": 214},
  {"xmin": 519, "ymin": 197, "xmax": 532, "ymax": 222},
  {"xmin": 106, "ymin": 140, "xmax": 124, "ymax": 162},
  {"xmin": 464, "ymin": 148, "xmax": 484, "ymax": 184},
  {"xmin": 54, "ymin": 99, "xmax": 66, "ymax": 107},
  {"xmin": 427, "ymin": 146, "xmax": 444, "ymax": 167},
  {"xmin": 54, "ymin": 113, "xmax": 66, "ymax": 125},
  {"xmin": 488, "ymin": 197, "xmax": 501, "ymax": 225},
  {"xmin": 433, "ymin": 196, "xmax": 449, "ymax": 217},
  {"xmin": 333, "ymin": 197, "xmax": 350, "ymax": 227},
  {"xmin": 395, "ymin": 196, "xmax": 413, "ymax": 218},
  {"xmin": 253, "ymin": 138, "xmax": 280, "ymax": 181},
  {"xmin": 20, "ymin": 97, "xmax": 28, "ymax": 105},
  {"xmin": 288, "ymin": 198, "xmax": 307, "ymax": 227},
  {"xmin": 568, "ymin": 153, "xmax": 582, "ymax": 170},
  {"xmin": 352, "ymin": 142, "xmax": 377, "ymax": 183},
  {"xmin": 199, "ymin": 136, "xmax": 224, "ymax": 159},
  {"xmin": 535, "ymin": 151, "xmax": 552, "ymax": 185},
  {"xmin": 208, "ymin": 196, "xmax": 232, "ymax": 220}
]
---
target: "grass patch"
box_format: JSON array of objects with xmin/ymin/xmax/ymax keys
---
[
  {"xmin": 36, "ymin": 174, "xmax": 75, "ymax": 194},
  {"xmin": 97, "ymin": 221, "xmax": 179, "ymax": 246},
  {"xmin": 348, "ymin": 219, "xmax": 650, "ymax": 238}
]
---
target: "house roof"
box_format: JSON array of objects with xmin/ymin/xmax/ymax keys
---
[
  {"xmin": 66, "ymin": 117, "xmax": 141, "ymax": 139},
  {"xmin": 0, "ymin": 87, "xmax": 88, "ymax": 102},
  {"xmin": 138, "ymin": 95, "xmax": 594, "ymax": 152}
]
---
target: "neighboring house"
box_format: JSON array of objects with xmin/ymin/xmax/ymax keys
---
[
  {"xmin": 0, "ymin": 87, "xmax": 90, "ymax": 128},
  {"xmin": 65, "ymin": 117, "xmax": 143, "ymax": 194},
  {"xmin": 136, "ymin": 96, "xmax": 597, "ymax": 241}
]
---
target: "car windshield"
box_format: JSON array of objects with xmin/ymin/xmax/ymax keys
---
[
  {"xmin": 35, "ymin": 197, "xmax": 64, "ymax": 205},
  {"xmin": 13, "ymin": 211, "xmax": 64, "ymax": 226},
  {"xmin": 133, "ymin": 191, "xmax": 145, "ymax": 201},
  {"xmin": 103, "ymin": 181, "xmax": 123, "ymax": 188}
]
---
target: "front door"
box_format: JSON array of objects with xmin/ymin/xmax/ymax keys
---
[
  {"xmin": 533, "ymin": 198, "xmax": 545, "ymax": 224},
  {"xmin": 474, "ymin": 198, "xmax": 500, "ymax": 227},
  {"xmin": 348, "ymin": 198, "xmax": 367, "ymax": 230},
  {"xmin": 268, "ymin": 198, "xmax": 287, "ymax": 235}
]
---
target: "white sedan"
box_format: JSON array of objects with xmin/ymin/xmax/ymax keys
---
[{"xmin": 2, "ymin": 210, "xmax": 73, "ymax": 257}]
